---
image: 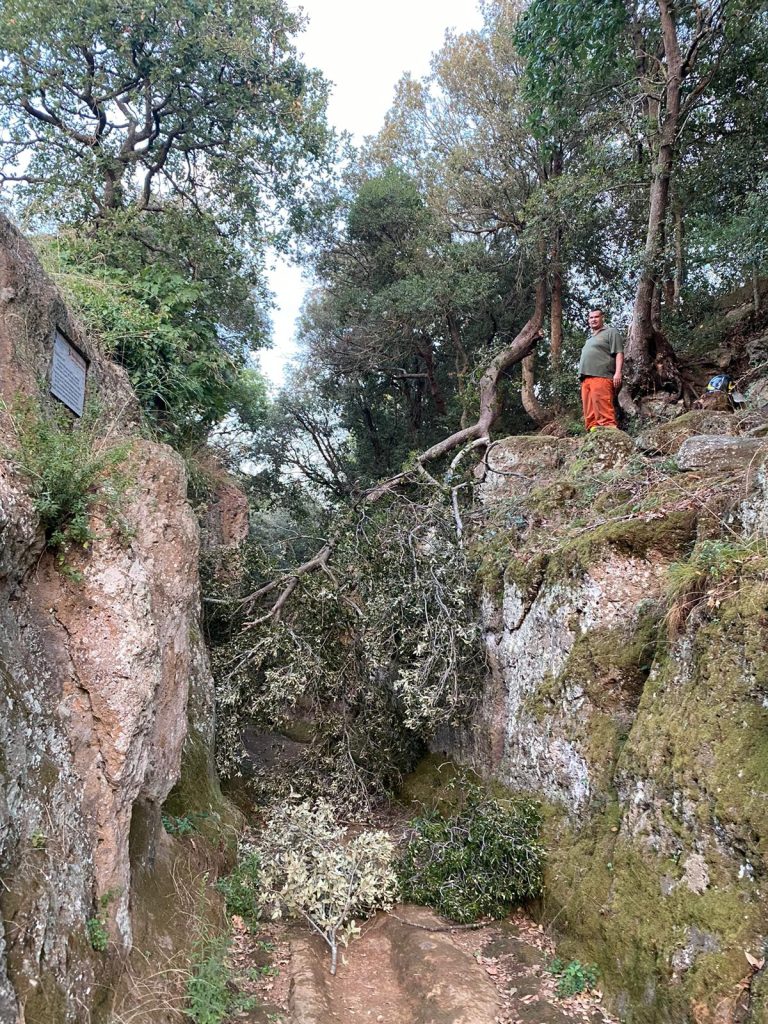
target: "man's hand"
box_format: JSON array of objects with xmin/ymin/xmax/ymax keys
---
[{"xmin": 613, "ymin": 352, "xmax": 625, "ymax": 391}]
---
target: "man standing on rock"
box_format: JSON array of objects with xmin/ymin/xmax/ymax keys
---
[{"xmin": 579, "ymin": 307, "xmax": 624, "ymax": 430}]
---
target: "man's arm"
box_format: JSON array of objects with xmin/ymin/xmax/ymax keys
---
[{"xmin": 614, "ymin": 352, "xmax": 624, "ymax": 390}]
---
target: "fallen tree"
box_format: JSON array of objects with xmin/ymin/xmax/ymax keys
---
[{"xmin": 242, "ymin": 280, "xmax": 547, "ymax": 624}]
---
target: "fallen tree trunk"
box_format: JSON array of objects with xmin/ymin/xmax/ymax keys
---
[{"xmin": 243, "ymin": 281, "xmax": 547, "ymax": 623}]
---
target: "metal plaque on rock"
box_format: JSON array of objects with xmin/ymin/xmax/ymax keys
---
[{"xmin": 50, "ymin": 329, "xmax": 88, "ymax": 416}]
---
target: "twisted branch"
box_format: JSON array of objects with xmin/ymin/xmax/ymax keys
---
[{"xmin": 241, "ymin": 282, "xmax": 547, "ymax": 623}]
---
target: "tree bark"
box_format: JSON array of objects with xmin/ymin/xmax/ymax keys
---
[
  {"xmin": 521, "ymin": 352, "xmax": 552, "ymax": 426},
  {"xmin": 417, "ymin": 335, "xmax": 447, "ymax": 415},
  {"xmin": 651, "ymin": 279, "xmax": 663, "ymax": 331},
  {"xmin": 673, "ymin": 202, "xmax": 685, "ymax": 306},
  {"xmin": 550, "ymin": 229, "xmax": 563, "ymax": 371},
  {"xmin": 626, "ymin": 0, "xmax": 682, "ymax": 394},
  {"xmin": 446, "ymin": 311, "xmax": 469, "ymax": 379},
  {"xmin": 549, "ymin": 146, "xmax": 564, "ymax": 371}
]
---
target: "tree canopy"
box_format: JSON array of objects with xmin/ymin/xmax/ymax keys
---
[
  {"xmin": 1, "ymin": 0, "xmax": 337, "ymax": 442},
  {"xmin": 0, "ymin": 0, "xmax": 333, "ymax": 237}
]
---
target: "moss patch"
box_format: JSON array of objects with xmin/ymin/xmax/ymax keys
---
[
  {"xmin": 559, "ymin": 609, "xmax": 662, "ymax": 706},
  {"xmin": 541, "ymin": 805, "xmax": 765, "ymax": 1023},
  {"xmin": 397, "ymin": 752, "xmax": 482, "ymax": 814},
  {"xmin": 548, "ymin": 508, "xmax": 698, "ymax": 580},
  {"xmin": 162, "ymin": 727, "xmax": 243, "ymax": 850},
  {"xmin": 535, "ymin": 577, "xmax": 768, "ymax": 1021},
  {"xmin": 623, "ymin": 581, "xmax": 768, "ymax": 861},
  {"xmin": 638, "ymin": 410, "xmax": 739, "ymax": 456}
]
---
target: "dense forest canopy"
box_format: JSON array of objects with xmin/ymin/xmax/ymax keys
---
[{"xmin": 278, "ymin": 0, "xmax": 768, "ymax": 487}]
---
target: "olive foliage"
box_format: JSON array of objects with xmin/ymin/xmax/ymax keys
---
[
  {"xmin": 255, "ymin": 800, "xmax": 398, "ymax": 974},
  {"xmin": 206, "ymin": 493, "xmax": 484, "ymax": 808}
]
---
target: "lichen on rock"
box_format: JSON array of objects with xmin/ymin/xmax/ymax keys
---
[
  {"xmin": 0, "ymin": 212, "xmax": 238, "ymax": 1020},
  {"xmin": 440, "ymin": 427, "xmax": 768, "ymax": 1023}
]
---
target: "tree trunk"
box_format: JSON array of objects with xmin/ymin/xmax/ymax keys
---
[
  {"xmin": 417, "ymin": 335, "xmax": 447, "ymax": 415},
  {"xmin": 549, "ymin": 146, "xmax": 564, "ymax": 371},
  {"xmin": 447, "ymin": 311, "xmax": 469, "ymax": 379},
  {"xmin": 627, "ymin": 156, "xmax": 674, "ymax": 389},
  {"xmin": 521, "ymin": 352, "xmax": 552, "ymax": 426},
  {"xmin": 550, "ymin": 230, "xmax": 563, "ymax": 371},
  {"xmin": 626, "ymin": 0, "xmax": 682, "ymax": 395},
  {"xmin": 651, "ymin": 280, "xmax": 663, "ymax": 331},
  {"xmin": 753, "ymin": 264, "xmax": 761, "ymax": 314},
  {"xmin": 673, "ymin": 203, "xmax": 685, "ymax": 306}
]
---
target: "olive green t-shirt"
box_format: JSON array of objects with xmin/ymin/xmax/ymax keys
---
[{"xmin": 578, "ymin": 327, "xmax": 624, "ymax": 379}]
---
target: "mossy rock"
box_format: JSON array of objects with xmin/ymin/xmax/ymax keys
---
[
  {"xmin": 0, "ymin": 857, "xmax": 110, "ymax": 1024},
  {"xmin": 547, "ymin": 507, "xmax": 698, "ymax": 580},
  {"xmin": 162, "ymin": 727, "xmax": 243, "ymax": 849},
  {"xmin": 557, "ymin": 609, "xmax": 662, "ymax": 707},
  {"xmin": 748, "ymin": 969, "xmax": 768, "ymax": 1024},
  {"xmin": 578, "ymin": 427, "xmax": 636, "ymax": 462},
  {"xmin": 398, "ymin": 753, "xmax": 482, "ymax": 813},
  {"xmin": 536, "ymin": 577, "xmax": 768, "ymax": 1021},
  {"xmin": 623, "ymin": 581, "xmax": 768, "ymax": 856},
  {"xmin": 503, "ymin": 551, "xmax": 548, "ymax": 608},
  {"xmin": 540, "ymin": 805, "xmax": 765, "ymax": 1023},
  {"xmin": 636, "ymin": 410, "xmax": 739, "ymax": 456}
]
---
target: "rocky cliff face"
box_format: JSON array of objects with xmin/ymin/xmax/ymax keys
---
[
  {"xmin": 0, "ymin": 214, "xmax": 226, "ymax": 1022},
  {"xmin": 440, "ymin": 421, "xmax": 768, "ymax": 1023}
]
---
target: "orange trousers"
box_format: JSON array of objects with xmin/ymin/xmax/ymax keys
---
[{"xmin": 581, "ymin": 376, "xmax": 618, "ymax": 430}]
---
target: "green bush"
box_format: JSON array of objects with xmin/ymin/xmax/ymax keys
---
[
  {"xmin": 161, "ymin": 813, "xmax": 197, "ymax": 837},
  {"xmin": 665, "ymin": 537, "xmax": 767, "ymax": 634},
  {"xmin": 547, "ymin": 958, "xmax": 599, "ymax": 998},
  {"xmin": 86, "ymin": 916, "xmax": 108, "ymax": 952},
  {"xmin": 85, "ymin": 889, "xmax": 118, "ymax": 952},
  {"xmin": 4, "ymin": 396, "xmax": 131, "ymax": 573},
  {"xmin": 185, "ymin": 936, "xmax": 253, "ymax": 1024},
  {"xmin": 397, "ymin": 785, "xmax": 544, "ymax": 922},
  {"xmin": 36, "ymin": 224, "xmax": 269, "ymax": 446},
  {"xmin": 216, "ymin": 849, "xmax": 261, "ymax": 926}
]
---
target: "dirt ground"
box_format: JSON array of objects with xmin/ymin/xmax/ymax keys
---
[{"xmin": 252, "ymin": 906, "xmax": 619, "ymax": 1024}]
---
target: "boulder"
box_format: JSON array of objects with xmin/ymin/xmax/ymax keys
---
[
  {"xmin": 676, "ymin": 434, "xmax": 768, "ymax": 472},
  {"xmin": 638, "ymin": 394, "xmax": 683, "ymax": 422},
  {"xmin": 746, "ymin": 375, "xmax": 768, "ymax": 412},
  {"xmin": 636, "ymin": 410, "xmax": 739, "ymax": 456},
  {"xmin": 477, "ymin": 435, "xmax": 576, "ymax": 501}
]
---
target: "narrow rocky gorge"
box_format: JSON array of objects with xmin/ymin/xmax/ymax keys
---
[{"xmin": 1, "ymin": 215, "xmax": 767, "ymax": 1024}]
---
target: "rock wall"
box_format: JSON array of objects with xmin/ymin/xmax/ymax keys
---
[
  {"xmin": 0, "ymin": 214, "xmax": 226, "ymax": 1021},
  {"xmin": 439, "ymin": 424, "xmax": 768, "ymax": 1023}
]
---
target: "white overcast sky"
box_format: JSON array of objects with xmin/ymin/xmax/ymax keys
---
[{"xmin": 259, "ymin": 0, "xmax": 485, "ymax": 388}]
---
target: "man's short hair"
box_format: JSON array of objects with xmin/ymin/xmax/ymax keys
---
[{"xmin": 589, "ymin": 306, "xmax": 604, "ymax": 314}]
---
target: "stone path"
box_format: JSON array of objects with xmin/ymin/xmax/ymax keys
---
[{"xmin": 286, "ymin": 907, "xmax": 616, "ymax": 1024}]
